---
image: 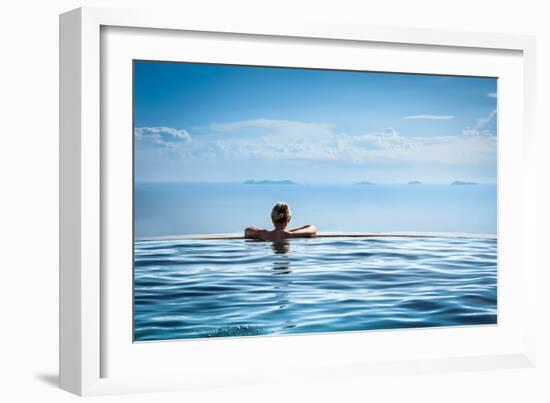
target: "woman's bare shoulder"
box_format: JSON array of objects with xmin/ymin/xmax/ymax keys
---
[{"xmin": 244, "ymin": 227, "xmax": 266, "ymax": 239}]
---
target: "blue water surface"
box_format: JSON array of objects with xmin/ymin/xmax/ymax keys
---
[{"xmin": 134, "ymin": 236, "xmax": 497, "ymax": 341}]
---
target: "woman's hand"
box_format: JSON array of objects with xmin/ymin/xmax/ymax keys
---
[{"xmin": 289, "ymin": 224, "xmax": 317, "ymax": 238}]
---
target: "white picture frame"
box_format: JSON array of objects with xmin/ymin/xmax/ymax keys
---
[{"xmin": 59, "ymin": 6, "xmax": 538, "ymax": 396}]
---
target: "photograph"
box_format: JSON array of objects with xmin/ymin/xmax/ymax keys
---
[{"xmin": 133, "ymin": 60, "xmax": 498, "ymax": 342}]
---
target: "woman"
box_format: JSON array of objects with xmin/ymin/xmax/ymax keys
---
[{"xmin": 244, "ymin": 202, "xmax": 317, "ymax": 241}]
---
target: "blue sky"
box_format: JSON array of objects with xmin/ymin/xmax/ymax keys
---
[{"xmin": 134, "ymin": 61, "xmax": 497, "ymax": 184}]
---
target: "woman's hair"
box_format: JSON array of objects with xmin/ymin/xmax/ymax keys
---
[{"xmin": 271, "ymin": 202, "xmax": 292, "ymax": 224}]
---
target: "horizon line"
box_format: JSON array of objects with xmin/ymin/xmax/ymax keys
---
[{"xmin": 134, "ymin": 179, "xmax": 498, "ymax": 186}]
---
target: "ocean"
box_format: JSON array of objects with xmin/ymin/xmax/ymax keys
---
[{"xmin": 134, "ymin": 182, "xmax": 497, "ymax": 238}]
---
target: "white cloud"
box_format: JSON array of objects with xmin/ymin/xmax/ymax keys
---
[
  {"xmin": 135, "ymin": 119, "xmax": 498, "ymax": 184},
  {"xmin": 134, "ymin": 126, "xmax": 192, "ymax": 147},
  {"xmin": 473, "ymin": 108, "xmax": 497, "ymax": 130},
  {"xmin": 208, "ymin": 119, "xmax": 335, "ymax": 142},
  {"xmin": 339, "ymin": 129, "xmax": 495, "ymax": 165},
  {"xmin": 487, "ymin": 92, "xmax": 497, "ymax": 98},
  {"xmin": 135, "ymin": 119, "xmax": 496, "ymax": 171},
  {"xmin": 403, "ymin": 115, "xmax": 455, "ymax": 120},
  {"xmin": 460, "ymin": 108, "xmax": 497, "ymax": 139}
]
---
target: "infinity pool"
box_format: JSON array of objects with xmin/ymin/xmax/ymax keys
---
[{"xmin": 134, "ymin": 236, "xmax": 497, "ymax": 342}]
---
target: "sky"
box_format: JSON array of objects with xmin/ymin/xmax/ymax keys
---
[{"xmin": 134, "ymin": 61, "xmax": 497, "ymax": 184}]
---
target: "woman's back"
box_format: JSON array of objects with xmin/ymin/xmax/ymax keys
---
[{"xmin": 244, "ymin": 202, "xmax": 317, "ymax": 241}]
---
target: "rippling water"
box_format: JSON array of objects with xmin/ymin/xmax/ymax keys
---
[{"xmin": 134, "ymin": 236, "xmax": 497, "ymax": 341}]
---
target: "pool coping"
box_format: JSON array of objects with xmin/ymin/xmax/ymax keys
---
[{"xmin": 136, "ymin": 231, "xmax": 497, "ymax": 241}]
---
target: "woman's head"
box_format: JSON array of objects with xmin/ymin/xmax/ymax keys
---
[{"xmin": 271, "ymin": 202, "xmax": 292, "ymax": 228}]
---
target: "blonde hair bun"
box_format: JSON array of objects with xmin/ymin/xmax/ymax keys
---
[{"xmin": 271, "ymin": 202, "xmax": 292, "ymax": 224}]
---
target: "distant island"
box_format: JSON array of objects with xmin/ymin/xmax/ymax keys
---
[
  {"xmin": 243, "ymin": 179, "xmax": 296, "ymax": 185},
  {"xmin": 408, "ymin": 181, "xmax": 422, "ymax": 185},
  {"xmin": 451, "ymin": 180, "xmax": 478, "ymax": 186},
  {"xmin": 355, "ymin": 181, "xmax": 375, "ymax": 185}
]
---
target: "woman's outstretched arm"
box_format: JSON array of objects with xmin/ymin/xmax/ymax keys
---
[{"xmin": 289, "ymin": 224, "xmax": 317, "ymax": 238}]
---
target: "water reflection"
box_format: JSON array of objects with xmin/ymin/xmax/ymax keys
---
[
  {"xmin": 271, "ymin": 241, "xmax": 292, "ymax": 275},
  {"xmin": 271, "ymin": 241, "xmax": 290, "ymax": 254},
  {"xmin": 268, "ymin": 240, "xmax": 295, "ymax": 330}
]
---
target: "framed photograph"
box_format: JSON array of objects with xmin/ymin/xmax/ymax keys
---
[{"xmin": 60, "ymin": 7, "xmax": 537, "ymax": 396}]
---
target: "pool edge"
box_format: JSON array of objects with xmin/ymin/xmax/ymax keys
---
[{"xmin": 135, "ymin": 231, "xmax": 497, "ymax": 241}]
